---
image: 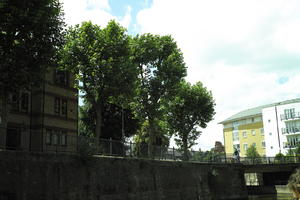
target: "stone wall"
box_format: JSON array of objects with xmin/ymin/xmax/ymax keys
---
[{"xmin": 0, "ymin": 151, "xmax": 248, "ymax": 200}]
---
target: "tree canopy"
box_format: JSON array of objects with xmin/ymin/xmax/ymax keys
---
[
  {"xmin": 246, "ymin": 144, "xmax": 260, "ymax": 158},
  {"xmin": 0, "ymin": 0, "xmax": 65, "ymax": 94},
  {"xmin": 168, "ymin": 81, "xmax": 215, "ymax": 160},
  {"xmin": 132, "ymin": 33, "xmax": 186, "ymax": 155},
  {"xmin": 60, "ymin": 20, "xmax": 138, "ymax": 146}
]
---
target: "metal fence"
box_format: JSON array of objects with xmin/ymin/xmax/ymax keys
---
[{"xmin": 2, "ymin": 126, "xmax": 300, "ymax": 164}]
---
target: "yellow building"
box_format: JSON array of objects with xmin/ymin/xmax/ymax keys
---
[{"xmin": 220, "ymin": 106, "xmax": 266, "ymax": 157}]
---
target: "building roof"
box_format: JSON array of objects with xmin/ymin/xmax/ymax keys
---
[{"xmin": 219, "ymin": 98, "xmax": 300, "ymax": 124}]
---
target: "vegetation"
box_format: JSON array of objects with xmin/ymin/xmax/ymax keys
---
[
  {"xmin": 132, "ymin": 33, "xmax": 186, "ymax": 156},
  {"xmin": 0, "ymin": 0, "xmax": 65, "ymax": 129},
  {"xmin": 246, "ymin": 144, "xmax": 260, "ymax": 158},
  {"xmin": 60, "ymin": 21, "xmax": 138, "ymax": 148},
  {"xmin": 2, "ymin": 4, "xmax": 215, "ymax": 157},
  {"xmin": 288, "ymin": 168, "xmax": 300, "ymax": 199},
  {"xmin": 168, "ymin": 81, "xmax": 215, "ymax": 160}
]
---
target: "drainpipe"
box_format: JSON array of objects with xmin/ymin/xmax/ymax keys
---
[{"xmin": 275, "ymin": 105, "xmax": 281, "ymax": 152}]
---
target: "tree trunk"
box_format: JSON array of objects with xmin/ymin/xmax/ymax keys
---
[
  {"xmin": 148, "ymin": 117, "xmax": 155, "ymax": 158},
  {"xmin": 0, "ymin": 94, "xmax": 9, "ymax": 149},
  {"xmin": 183, "ymin": 135, "xmax": 189, "ymax": 161},
  {"xmin": 95, "ymin": 104, "xmax": 102, "ymax": 154}
]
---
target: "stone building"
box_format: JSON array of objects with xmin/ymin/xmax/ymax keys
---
[{"xmin": 0, "ymin": 69, "xmax": 78, "ymax": 153}]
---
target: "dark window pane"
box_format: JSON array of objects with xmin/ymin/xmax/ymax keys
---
[
  {"xmin": 11, "ymin": 94, "xmax": 19, "ymax": 112},
  {"xmin": 61, "ymin": 131, "xmax": 67, "ymax": 146},
  {"xmin": 21, "ymin": 93, "xmax": 29, "ymax": 112},
  {"xmin": 54, "ymin": 98, "xmax": 60, "ymax": 114},
  {"xmin": 55, "ymin": 70, "xmax": 68, "ymax": 86},
  {"xmin": 46, "ymin": 129, "xmax": 52, "ymax": 145},
  {"xmin": 61, "ymin": 99, "xmax": 67, "ymax": 117}
]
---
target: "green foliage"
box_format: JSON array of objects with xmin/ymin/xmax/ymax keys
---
[
  {"xmin": 0, "ymin": 0, "xmax": 65, "ymax": 94},
  {"xmin": 246, "ymin": 144, "xmax": 260, "ymax": 158},
  {"xmin": 168, "ymin": 81, "xmax": 215, "ymax": 160},
  {"xmin": 133, "ymin": 120, "xmax": 170, "ymax": 157},
  {"xmin": 132, "ymin": 34, "xmax": 186, "ymax": 154},
  {"xmin": 192, "ymin": 149, "xmax": 225, "ymax": 163},
  {"xmin": 287, "ymin": 168, "xmax": 300, "ymax": 196},
  {"xmin": 60, "ymin": 20, "xmax": 138, "ymax": 143},
  {"xmin": 295, "ymin": 143, "xmax": 300, "ymax": 156},
  {"xmin": 275, "ymin": 152, "xmax": 285, "ymax": 163}
]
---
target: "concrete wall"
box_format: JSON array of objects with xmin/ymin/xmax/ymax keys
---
[{"xmin": 0, "ymin": 151, "xmax": 248, "ymax": 200}]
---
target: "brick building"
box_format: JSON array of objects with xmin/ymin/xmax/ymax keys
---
[{"xmin": 0, "ymin": 68, "xmax": 78, "ymax": 153}]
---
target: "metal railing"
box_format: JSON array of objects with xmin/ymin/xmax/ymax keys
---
[
  {"xmin": 280, "ymin": 112, "xmax": 300, "ymax": 120},
  {"xmin": 282, "ymin": 127, "xmax": 300, "ymax": 134},
  {"xmin": 2, "ymin": 127, "xmax": 300, "ymax": 164}
]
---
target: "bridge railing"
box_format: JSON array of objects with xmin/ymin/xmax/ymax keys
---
[{"xmin": 237, "ymin": 156, "xmax": 300, "ymax": 165}]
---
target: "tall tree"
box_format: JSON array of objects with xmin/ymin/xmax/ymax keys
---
[
  {"xmin": 0, "ymin": 0, "xmax": 65, "ymax": 130},
  {"xmin": 168, "ymin": 81, "xmax": 215, "ymax": 160},
  {"xmin": 60, "ymin": 21, "xmax": 138, "ymax": 148},
  {"xmin": 132, "ymin": 34, "xmax": 186, "ymax": 156}
]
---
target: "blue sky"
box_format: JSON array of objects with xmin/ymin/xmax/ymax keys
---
[{"xmin": 62, "ymin": 0, "xmax": 300, "ymax": 150}]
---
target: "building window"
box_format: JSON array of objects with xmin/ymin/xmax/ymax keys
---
[
  {"xmin": 251, "ymin": 130, "xmax": 256, "ymax": 136},
  {"xmin": 54, "ymin": 70, "xmax": 68, "ymax": 86},
  {"xmin": 243, "ymin": 143, "xmax": 248, "ymax": 151},
  {"xmin": 46, "ymin": 129, "xmax": 52, "ymax": 145},
  {"xmin": 252, "ymin": 142, "xmax": 256, "ymax": 147},
  {"xmin": 11, "ymin": 93, "xmax": 19, "ymax": 112},
  {"xmin": 60, "ymin": 131, "xmax": 67, "ymax": 146},
  {"xmin": 260, "ymin": 128, "xmax": 264, "ymax": 135},
  {"xmin": 20, "ymin": 92, "xmax": 29, "ymax": 112},
  {"xmin": 284, "ymin": 108, "xmax": 295, "ymax": 119},
  {"xmin": 11, "ymin": 92, "xmax": 29, "ymax": 113},
  {"xmin": 268, "ymin": 119, "xmax": 271, "ymax": 123},
  {"xmin": 271, "ymin": 146, "xmax": 273, "ymax": 149},
  {"xmin": 261, "ymin": 141, "xmax": 266, "ymax": 148},
  {"xmin": 52, "ymin": 131, "xmax": 59, "ymax": 145},
  {"xmin": 54, "ymin": 98, "xmax": 60, "ymax": 115},
  {"xmin": 47, "ymin": 129, "xmax": 67, "ymax": 146},
  {"xmin": 61, "ymin": 99, "xmax": 67, "ymax": 117},
  {"xmin": 233, "ymin": 131, "xmax": 239, "ymax": 141},
  {"xmin": 269, "ymin": 132, "xmax": 272, "ymax": 136},
  {"xmin": 54, "ymin": 98, "xmax": 67, "ymax": 117},
  {"xmin": 243, "ymin": 131, "xmax": 247, "ymax": 138},
  {"xmin": 251, "ymin": 118, "xmax": 255, "ymax": 122}
]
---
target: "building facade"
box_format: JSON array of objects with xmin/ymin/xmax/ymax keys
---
[
  {"xmin": 221, "ymin": 99, "xmax": 300, "ymax": 157},
  {"xmin": 0, "ymin": 68, "xmax": 78, "ymax": 153}
]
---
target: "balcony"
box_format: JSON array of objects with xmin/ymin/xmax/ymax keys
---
[
  {"xmin": 280, "ymin": 112, "xmax": 300, "ymax": 121},
  {"xmin": 282, "ymin": 127, "xmax": 300, "ymax": 135}
]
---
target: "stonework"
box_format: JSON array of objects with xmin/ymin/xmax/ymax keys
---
[{"xmin": 0, "ymin": 151, "xmax": 248, "ymax": 200}]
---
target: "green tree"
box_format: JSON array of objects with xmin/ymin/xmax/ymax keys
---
[
  {"xmin": 0, "ymin": 0, "xmax": 65, "ymax": 130},
  {"xmin": 132, "ymin": 34, "xmax": 186, "ymax": 156},
  {"xmin": 168, "ymin": 81, "xmax": 215, "ymax": 160},
  {"xmin": 133, "ymin": 119, "xmax": 170, "ymax": 157},
  {"xmin": 60, "ymin": 21, "xmax": 138, "ymax": 148},
  {"xmin": 246, "ymin": 144, "xmax": 260, "ymax": 158}
]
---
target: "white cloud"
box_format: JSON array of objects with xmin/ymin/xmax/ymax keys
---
[
  {"xmin": 136, "ymin": 0, "xmax": 300, "ymax": 150},
  {"xmin": 61, "ymin": 0, "xmax": 131, "ymax": 28},
  {"xmin": 119, "ymin": 6, "xmax": 132, "ymax": 29}
]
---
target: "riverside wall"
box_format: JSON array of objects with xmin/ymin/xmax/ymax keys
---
[{"xmin": 0, "ymin": 151, "xmax": 248, "ymax": 200}]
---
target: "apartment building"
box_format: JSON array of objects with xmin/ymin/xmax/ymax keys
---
[
  {"xmin": 220, "ymin": 98, "xmax": 300, "ymax": 157},
  {"xmin": 0, "ymin": 68, "xmax": 78, "ymax": 153}
]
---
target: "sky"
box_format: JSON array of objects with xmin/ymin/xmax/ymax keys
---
[{"xmin": 61, "ymin": 0, "xmax": 300, "ymax": 150}]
